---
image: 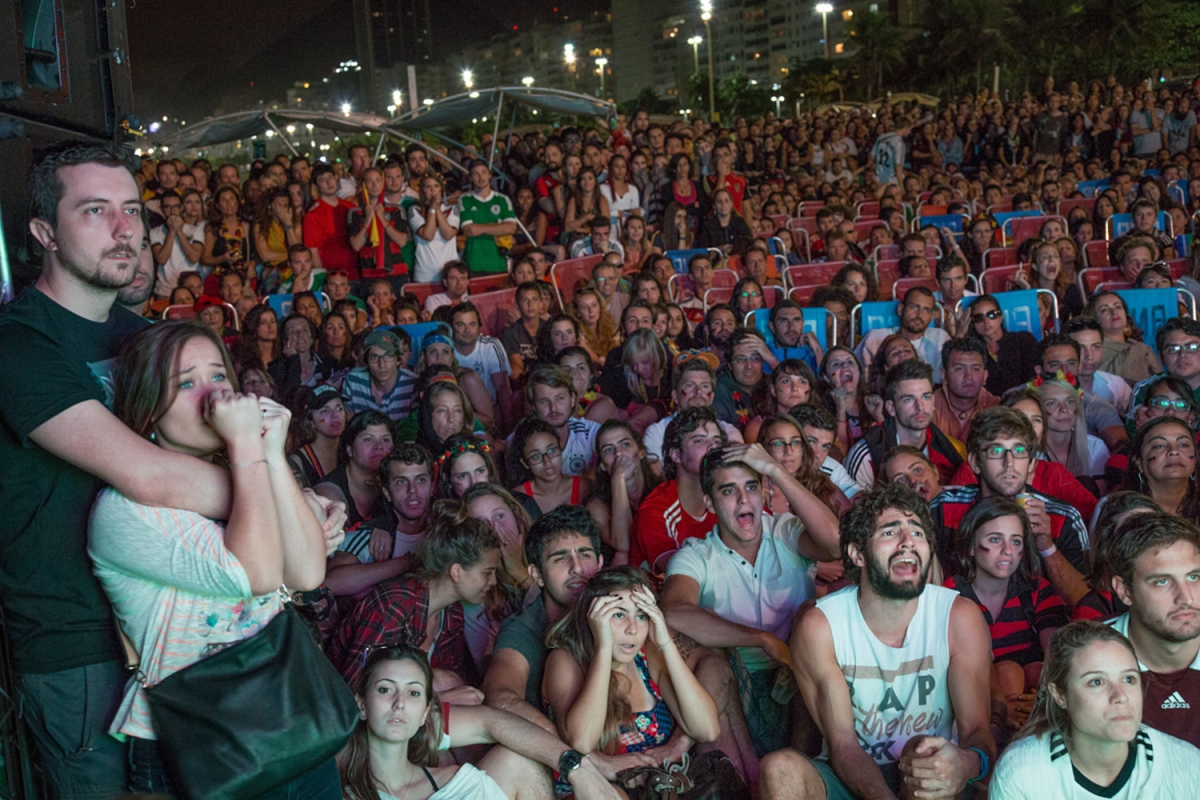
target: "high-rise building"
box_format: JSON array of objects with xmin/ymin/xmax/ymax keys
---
[{"xmin": 353, "ymin": 0, "xmax": 435, "ymax": 112}]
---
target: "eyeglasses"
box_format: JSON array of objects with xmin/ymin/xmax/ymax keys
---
[
  {"xmin": 740, "ymin": 291, "xmax": 761, "ymax": 298},
  {"xmin": 767, "ymin": 438, "xmax": 805, "ymax": 453},
  {"xmin": 1162, "ymin": 342, "xmax": 1200, "ymax": 356},
  {"xmin": 732, "ymin": 354, "xmax": 764, "ymax": 366},
  {"xmin": 1149, "ymin": 397, "xmax": 1192, "ymax": 411},
  {"xmin": 971, "ymin": 309, "xmax": 1003, "ymax": 323},
  {"xmin": 980, "ymin": 444, "xmax": 1032, "ymax": 461},
  {"xmin": 525, "ymin": 445, "xmax": 562, "ymax": 464},
  {"xmin": 366, "ymin": 352, "xmax": 398, "ymax": 364}
]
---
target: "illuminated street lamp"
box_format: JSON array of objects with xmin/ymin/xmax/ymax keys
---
[
  {"xmin": 816, "ymin": 3, "xmax": 834, "ymax": 60},
  {"xmin": 522, "ymin": 76, "xmax": 535, "ymax": 90},
  {"xmin": 700, "ymin": 1, "xmax": 715, "ymax": 119},
  {"xmin": 771, "ymin": 95, "xmax": 784, "ymax": 116},
  {"xmin": 462, "ymin": 69, "xmax": 474, "ymax": 90},
  {"xmin": 564, "ymin": 44, "xmax": 577, "ymax": 91},
  {"xmin": 341, "ymin": 102, "xmax": 352, "ymax": 115},
  {"xmin": 687, "ymin": 35, "xmax": 702, "ymax": 74},
  {"xmin": 595, "ymin": 56, "xmax": 608, "ymax": 98},
  {"xmin": 392, "ymin": 89, "xmax": 402, "ymax": 107}
]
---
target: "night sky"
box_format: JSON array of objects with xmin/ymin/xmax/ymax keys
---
[{"xmin": 127, "ymin": 0, "xmax": 606, "ymax": 121}]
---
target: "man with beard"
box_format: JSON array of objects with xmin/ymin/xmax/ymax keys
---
[
  {"xmin": 930, "ymin": 406, "xmax": 1090, "ymax": 605},
  {"xmin": 759, "ymin": 484, "xmax": 995, "ymax": 800},
  {"xmin": 932, "ymin": 337, "xmax": 998, "ymax": 443},
  {"xmin": 702, "ymin": 303, "xmax": 737, "ymax": 362},
  {"xmin": 483, "ymin": 505, "xmax": 605, "ymax": 729},
  {"xmin": 663, "ymin": 444, "xmax": 841, "ymax": 758},
  {"xmin": 768, "ymin": 300, "xmax": 822, "ymax": 371},
  {"xmin": 1105, "ymin": 513, "xmax": 1200, "ymax": 746},
  {"xmin": 856, "ymin": 286, "xmax": 951, "ymax": 375},
  {"xmin": 324, "ymin": 445, "xmax": 433, "ymax": 599},
  {"xmin": 845, "ymin": 359, "xmax": 965, "ymax": 491}
]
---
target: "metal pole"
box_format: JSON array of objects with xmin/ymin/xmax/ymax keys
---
[
  {"xmin": 263, "ymin": 113, "xmax": 300, "ymax": 157},
  {"xmin": 704, "ymin": 19, "xmax": 715, "ymax": 119},
  {"xmin": 822, "ymin": 12, "xmax": 829, "ymax": 60},
  {"xmin": 0, "ymin": 197, "xmax": 13, "ymax": 304},
  {"xmin": 488, "ymin": 91, "xmax": 504, "ymax": 170}
]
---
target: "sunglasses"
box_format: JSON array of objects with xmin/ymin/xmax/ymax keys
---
[{"xmin": 971, "ymin": 309, "xmax": 1003, "ymax": 323}]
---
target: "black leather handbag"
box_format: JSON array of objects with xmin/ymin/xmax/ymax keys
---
[{"xmin": 142, "ymin": 603, "xmax": 359, "ymax": 800}]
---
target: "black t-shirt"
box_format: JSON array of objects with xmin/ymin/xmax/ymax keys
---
[{"xmin": 0, "ymin": 287, "xmax": 149, "ymax": 673}]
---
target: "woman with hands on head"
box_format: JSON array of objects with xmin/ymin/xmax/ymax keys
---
[
  {"xmin": 543, "ymin": 568, "xmax": 720, "ymax": 787},
  {"xmin": 339, "ymin": 645, "xmax": 624, "ymax": 800},
  {"xmin": 89, "ymin": 321, "xmax": 343, "ymax": 795}
]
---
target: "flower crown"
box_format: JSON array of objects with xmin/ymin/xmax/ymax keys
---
[
  {"xmin": 435, "ymin": 439, "xmax": 491, "ymax": 468},
  {"xmin": 1027, "ymin": 369, "xmax": 1082, "ymax": 397}
]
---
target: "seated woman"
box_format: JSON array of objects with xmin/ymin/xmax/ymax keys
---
[
  {"xmin": 864, "ymin": 333, "xmax": 918, "ymax": 399},
  {"xmin": 1121, "ymin": 416, "xmax": 1200, "ymax": 525},
  {"xmin": 233, "ymin": 304, "xmax": 283, "ymax": 375},
  {"xmin": 89, "ymin": 321, "xmax": 333, "ymax": 796},
  {"xmin": 395, "ymin": 367, "xmax": 488, "ymax": 456},
  {"xmin": 1071, "ymin": 492, "xmax": 1159, "ymax": 622},
  {"xmin": 614, "ymin": 328, "xmax": 672, "ymax": 434},
  {"xmin": 744, "ymin": 359, "xmax": 816, "ymax": 443},
  {"xmin": 329, "ymin": 513, "xmax": 501, "ymax": 692},
  {"xmin": 585, "ymin": 420, "xmax": 662, "ymax": 567},
  {"xmin": 418, "ymin": 334, "xmax": 496, "ymax": 435},
  {"xmin": 314, "ymin": 410, "xmax": 395, "ymax": 531},
  {"xmin": 270, "ymin": 313, "xmax": 328, "ymax": 404},
  {"xmin": 1034, "ymin": 372, "xmax": 1109, "ymax": 496},
  {"xmin": 570, "ymin": 288, "xmax": 619, "ymax": 367},
  {"xmin": 1013, "ymin": 240, "xmax": 1085, "ymax": 323},
  {"xmin": 1086, "ymin": 291, "xmax": 1162, "ymax": 385},
  {"xmin": 338, "ymin": 645, "xmax": 619, "ymax": 800},
  {"xmin": 731, "ymin": 276, "xmax": 765, "ymax": 322},
  {"xmin": 990, "ymin": 621, "xmax": 1200, "ymax": 799},
  {"xmin": 965, "ymin": 294, "xmax": 1041, "ymax": 397},
  {"xmin": 317, "ymin": 313, "xmax": 356, "ymax": 388},
  {"xmin": 287, "ymin": 383, "xmax": 347, "ymax": 488},
  {"xmin": 831, "ymin": 263, "xmax": 880, "ymax": 311},
  {"xmin": 510, "ymin": 417, "xmax": 589, "ymax": 520},
  {"xmin": 944, "ymin": 497, "xmax": 1068, "ymax": 733},
  {"xmin": 543, "ymin": 567, "xmax": 721, "ymax": 789},
  {"xmin": 556, "ymin": 346, "xmax": 619, "ymax": 425},
  {"xmin": 818, "ymin": 345, "xmax": 877, "ymax": 452},
  {"xmin": 758, "ymin": 413, "xmax": 851, "ymax": 518},
  {"xmin": 664, "ymin": 303, "xmax": 695, "ymax": 350}
]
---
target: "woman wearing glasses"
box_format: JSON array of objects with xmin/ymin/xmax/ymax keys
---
[
  {"xmin": 731, "ymin": 276, "xmax": 765, "ymax": 320},
  {"xmin": 1085, "ymin": 291, "xmax": 1162, "ymax": 385},
  {"xmin": 965, "ymin": 294, "xmax": 1041, "ymax": 396},
  {"xmin": 510, "ymin": 417, "xmax": 589, "ymax": 520},
  {"xmin": 759, "ymin": 412, "xmax": 851, "ymax": 518}
]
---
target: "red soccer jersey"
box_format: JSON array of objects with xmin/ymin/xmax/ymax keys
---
[
  {"xmin": 630, "ymin": 480, "xmax": 716, "ymax": 577},
  {"xmin": 303, "ymin": 197, "xmax": 359, "ymax": 279}
]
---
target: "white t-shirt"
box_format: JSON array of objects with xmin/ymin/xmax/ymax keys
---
[
  {"xmin": 454, "ymin": 335, "xmax": 510, "ymax": 403},
  {"xmin": 409, "ymin": 203, "xmax": 461, "ymax": 283},
  {"xmin": 1091, "ymin": 370, "xmax": 1132, "ymax": 417},
  {"xmin": 857, "ymin": 327, "xmax": 952, "ymax": 376},
  {"xmin": 503, "ymin": 416, "xmax": 599, "ymax": 477},
  {"xmin": 1085, "ymin": 433, "xmax": 1110, "ymax": 478},
  {"xmin": 150, "ymin": 220, "xmax": 206, "ymax": 298},
  {"xmin": 991, "ymin": 726, "xmax": 1200, "ymax": 800},
  {"xmin": 601, "ymin": 183, "xmax": 643, "ymax": 222},
  {"xmin": 666, "ymin": 513, "xmax": 814, "ymax": 670},
  {"xmin": 820, "ymin": 455, "xmax": 861, "ymax": 498}
]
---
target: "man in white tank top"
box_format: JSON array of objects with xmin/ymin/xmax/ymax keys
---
[{"xmin": 760, "ymin": 484, "xmax": 996, "ymax": 800}]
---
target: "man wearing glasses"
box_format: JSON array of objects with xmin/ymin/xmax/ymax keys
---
[
  {"xmin": 341, "ymin": 329, "xmax": 417, "ymax": 421},
  {"xmin": 590, "ymin": 255, "xmax": 630, "ymax": 322},
  {"xmin": 929, "ymin": 407, "xmax": 1091, "ymax": 605},
  {"xmin": 1130, "ymin": 317, "xmax": 1200, "ymax": 410},
  {"xmin": 856, "ymin": 286, "xmax": 951, "ymax": 375}
]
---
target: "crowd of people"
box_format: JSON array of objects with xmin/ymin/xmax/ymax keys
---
[{"xmin": 5, "ymin": 71, "xmax": 1200, "ymax": 800}]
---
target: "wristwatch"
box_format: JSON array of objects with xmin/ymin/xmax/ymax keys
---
[
  {"xmin": 558, "ymin": 749, "xmax": 586, "ymax": 778},
  {"xmin": 966, "ymin": 746, "xmax": 991, "ymax": 785}
]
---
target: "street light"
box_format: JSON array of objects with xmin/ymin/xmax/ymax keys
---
[
  {"xmin": 462, "ymin": 69, "xmax": 474, "ymax": 90},
  {"xmin": 564, "ymin": 44, "xmax": 576, "ymax": 91},
  {"xmin": 700, "ymin": 0, "xmax": 715, "ymax": 120},
  {"xmin": 522, "ymin": 76, "xmax": 535, "ymax": 89},
  {"xmin": 595, "ymin": 56, "xmax": 608, "ymax": 98},
  {"xmin": 771, "ymin": 95, "xmax": 784, "ymax": 116},
  {"xmin": 392, "ymin": 89, "xmax": 402, "ymax": 107},
  {"xmin": 687, "ymin": 35, "xmax": 702, "ymax": 74},
  {"xmin": 815, "ymin": 2, "xmax": 833, "ymax": 60},
  {"xmin": 341, "ymin": 102, "xmax": 351, "ymax": 115}
]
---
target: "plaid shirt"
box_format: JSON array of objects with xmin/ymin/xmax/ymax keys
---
[
  {"xmin": 327, "ymin": 575, "xmax": 476, "ymax": 687},
  {"xmin": 340, "ymin": 366, "xmax": 416, "ymax": 423}
]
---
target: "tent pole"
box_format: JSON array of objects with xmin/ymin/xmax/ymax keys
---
[
  {"xmin": 382, "ymin": 130, "xmax": 469, "ymax": 174},
  {"xmin": 263, "ymin": 114, "xmax": 299, "ymax": 157},
  {"xmin": 505, "ymin": 102, "xmax": 518, "ymax": 162},
  {"xmin": 488, "ymin": 92, "xmax": 503, "ymax": 171},
  {"xmin": 373, "ymin": 132, "xmax": 386, "ymax": 162}
]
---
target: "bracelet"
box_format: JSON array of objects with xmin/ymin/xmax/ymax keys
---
[
  {"xmin": 1038, "ymin": 543, "xmax": 1057, "ymax": 559},
  {"xmin": 655, "ymin": 639, "xmax": 675, "ymax": 649},
  {"xmin": 230, "ymin": 459, "xmax": 268, "ymax": 468}
]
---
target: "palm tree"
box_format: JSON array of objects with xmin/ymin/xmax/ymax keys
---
[
  {"xmin": 848, "ymin": 10, "xmax": 904, "ymax": 100},
  {"xmin": 920, "ymin": 0, "xmax": 1016, "ymax": 96}
]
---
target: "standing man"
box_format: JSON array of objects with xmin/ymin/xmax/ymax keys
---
[
  {"xmin": 759, "ymin": 484, "xmax": 995, "ymax": 799},
  {"xmin": 845, "ymin": 359, "xmax": 966, "ymax": 490},
  {"xmin": 341, "ymin": 329, "xmax": 417, "ymax": 422},
  {"xmin": 303, "ymin": 163, "xmax": 359, "ymax": 280},
  {"xmin": 337, "ymin": 143, "xmax": 373, "ymax": 199},
  {"xmin": 458, "ymin": 161, "xmax": 517, "ymax": 276},
  {"xmin": 869, "ymin": 123, "xmax": 909, "ymax": 186},
  {"xmin": 1107, "ymin": 513, "xmax": 1200, "ymax": 747},
  {"xmin": 452, "ymin": 302, "xmax": 514, "ymax": 430}
]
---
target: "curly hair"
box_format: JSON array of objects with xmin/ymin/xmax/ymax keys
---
[{"xmin": 838, "ymin": 484, "xmax": 935, "ymax": 582}]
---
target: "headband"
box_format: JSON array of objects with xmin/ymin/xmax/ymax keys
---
[
  {"xmin": 423, "ymin": 333, "xmax": 453, "ymax": 351},
  {"xmin": 1027, "ymin": 369, "xmax": 1082, "ymax": 398}
]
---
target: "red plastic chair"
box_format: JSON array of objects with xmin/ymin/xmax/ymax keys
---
[
  {"xmin": 981, "ymin": 265, "xmax": 1022, "ymax": 294},
  {"xmin": 856, "ymin": 201, "xmax": 881, "ymax": 220},
  {"xmin": 790, "ymin": 217, "xmax": 820, "ymax": 238},
  {"xmin": 1084, "ymin": 240, "xmax": 1111, "ymax": 268},
  {"xmin": 983, "ymin": 247, "xmax": 1019, "ymax": 269},
  {"xmin": 1057, "ymin": 197, "xmax": 1096, "ymax": 219},
  {"xmin": 469, "ymin": 274, "xmax": 509, "ymax": 294},
  {"xmin": 789, "ymin": 285, "xmax": 822, "ymax": 305},
  {"xmin": 892, "ymin": 277, "xmax": 938, "ymax": 301},
  {"xmin": 1167, "ymin": 259, "xmax": 1188, "ymax": 280},
  {"xmin": 402, "ymin": 281, "xmax": 441, "ymax": 306},
  {"xmin": 799, "ymin": 201, "xmax": 825, "ymax": 215},
  {"xmin": 875, "ymin": 262, "xmax": 900, "ymax": 299},
  {"xmin": 769, "ymin": 214, "xmax": 790, "ymax": 229},
  {"xmin": 667, "ymin": 268, "xmax": 738, "ymax": 303},
  {"xmin": 1078, "ymin": 267, "xmax": 1123, "ymax": 296},
  {"xmin": 853, "ymin": 220, "xmax": 879, "ymax": 241},
  {"xmin": 549, "ymin": 254, "xmax": 604, "ymax": 310},
  {"xmin": 785, "ymin": 262, "xmax": 847, "ymax": 291},
  {"xmin": 469, "ymin": 287, "xmax": 518, "ymax": 338},
  {"xmin": 1006, "ymin": 215, "xmax": 1066, "ymax": 248},
  {"xmin": 163, "ymin": 304, "xmax": 198, "ymax": 321}
]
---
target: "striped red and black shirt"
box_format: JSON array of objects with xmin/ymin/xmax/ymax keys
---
[{"xmin": 944, "ymin": 575, "xmax": 1068, "ymax": 666}]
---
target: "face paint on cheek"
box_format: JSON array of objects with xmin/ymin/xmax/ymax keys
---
[{"xmin": 976, "ymin": 543, "xmax": 992, "ymax": 554}]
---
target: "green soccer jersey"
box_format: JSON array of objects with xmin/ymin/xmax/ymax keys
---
[{"xmin": 457, "ymin": 191, "xmax": 515, "ymax": 275}]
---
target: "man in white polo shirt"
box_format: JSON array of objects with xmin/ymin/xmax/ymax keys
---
[{"xmin": 662, "ymin": 443, "xmax": 841, "ymax": 758}]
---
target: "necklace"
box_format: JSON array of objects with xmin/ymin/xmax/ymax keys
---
[{"xmin": 382, "ymin": 762, "xmax": 419, "ymax": 800}]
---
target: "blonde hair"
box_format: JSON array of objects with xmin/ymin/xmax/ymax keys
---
[
  {"xmin": 621, "ymin": 328, "xmax": 667, "ymax": 403},
  {"xmin": 1034, "ymin": 376, "xmax": 1091, "ymax": 476}
]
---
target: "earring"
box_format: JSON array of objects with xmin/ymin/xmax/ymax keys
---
[{"xmin": 149, "ymin": 431, "xmax": 157, "ymax": 441}]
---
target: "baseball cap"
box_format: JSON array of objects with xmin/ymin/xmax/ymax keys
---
[
  {"xmin": 193, "ymin": 295, "xmax": 224, "ymax": 313},
  {"xmin": 674, "ymin": 349, "xmax": 720, "ymax": 372},
  {"xmin": 299, "ymin": 383, "xmax": 341, "ymax": 412},
  {"xmin": 363, "ymin": 328, "xmax": 402, "ymax": 355}
]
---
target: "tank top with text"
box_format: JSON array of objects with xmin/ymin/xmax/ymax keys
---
[{"xmin": 816, "ymin": 584, "xmax": 957, "ymax": 766}]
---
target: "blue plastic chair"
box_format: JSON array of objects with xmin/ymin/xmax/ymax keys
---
[
  {"xmin": 265, "ymin": 294, "xmax": 294, "ymax": 318},
  {"xmin": 916, "ymin": 213, "xmax": 966, "ymax": 234},
  {"xmin": 388, "ymin": 321, "xmax": 451, "ymax": 369},
  {"xmin": 665, "ymin": 249, "xmax": 708, "ymax": 275},
  {"xmin": 961, "ymin": 290, "xmax": 1046, "ymax": 340},
  {"xmin": 1114, "ymin": 288, "xmax": 1179, "ymax": 355},
  {"xmin": 1107, "ymin": 211, "xmax": 1172, "ymax": 240},
  {"xmin": 1077, "ymin": 179, "xmax": 1110, "ymax": 198}
]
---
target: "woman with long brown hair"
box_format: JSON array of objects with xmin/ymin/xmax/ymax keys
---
[
  {"xmin": 570, "ymin": 288, "xmax": 619, "ymax": 365},
  {"xmin": 758, "ymin": 412, "xmax": 850, "ymax": 517},
  {"xmin": 201, "ymin": 184, "xmax": 250, "ymax": 279},
  {"xmin": 232, "ymin": 303, "xmax": 283, "ymax": 373},
  {"xmin": 585, "ymin": 420, "xmax": 662, "ymax": 566},
  {"xmin": 253, "ymin": 186, "xmax": 303, "ymax": 272},
  {"xmin": 286, "ymin": 383, "xmax": 347, "ymax": 488}
]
